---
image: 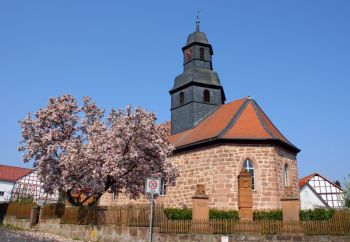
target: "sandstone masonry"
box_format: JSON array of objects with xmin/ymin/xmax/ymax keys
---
[{"xmin": 100, "ymin": 143, "xmax": 299, "ymax": 210}]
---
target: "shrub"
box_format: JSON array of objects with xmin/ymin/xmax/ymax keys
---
[
  {"xmin": 15, "ymin": 195, "xmax": 34, "ymax": 204},
  {"xmin": 163, "ymin": 208, "xmax": 192, "ymax": 220},
  {"xmin": 253, "ymin": 210, "xmax": 283, "ymax": 220},
  {"xmin": 163, "ymin": 207, "xmax": 337, "ymax": 221},
  {"xmin": 300, "ymin": 208, "xmax": 335, "ymax": 221},
  {"xmin": 163, "ymin": 208, "xmax": 239, "ymax": 220},
  {"xmin": 209, "ymin": 209, "xmax": 239, "ymax": 219}
]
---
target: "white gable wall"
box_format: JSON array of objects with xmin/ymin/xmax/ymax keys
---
[
  {"xmin": 300, "ymin": 185, "xmax": 327, "ymax": 210},
  {"xmin": 0, "ymin": 180, "xmax": 14, "ymax": 203},
  {"xmin": 308, "ymin": 175, "xmax": 344, "ymax": 208},
  {"xmin": 12, "ymin": 170, "xmax": 58, "ymax": 205}
]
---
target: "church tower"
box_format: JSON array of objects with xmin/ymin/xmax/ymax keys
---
[{"xmin": 170, "ymin": 21, "xmax": 226, "ymax": 134}]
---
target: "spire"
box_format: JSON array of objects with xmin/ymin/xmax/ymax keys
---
[
  {"xmin": 185, "ymin": 11, "xmax": 209, "ymax": 46},
  {"xmin": 170, "ymin": 20, "xmax": 226, "ymax": 134},
  {"xmin": 196, "ymin": 11, "xmax": 200, "ymax": 32}
]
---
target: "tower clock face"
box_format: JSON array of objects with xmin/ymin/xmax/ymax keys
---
[{"xmin": 185, "ymin": 48, "xmax": 193, "ymax": 61}]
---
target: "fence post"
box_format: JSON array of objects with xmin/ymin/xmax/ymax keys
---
[{"xmin": 30, "ymin": 204, "xmax": 40, "ymax": 227}]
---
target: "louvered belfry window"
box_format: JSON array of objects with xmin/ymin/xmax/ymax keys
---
[
  {"xmin": 200, "ymin": 47, "xmax": 205, "ymax": 60},
  {"xmin": 179, "ymin": 92, "xmax": 184, "ymax": 105},
  {"xmin": 203, "ymin": 89, "xmax": 210, "ymax": 103}
]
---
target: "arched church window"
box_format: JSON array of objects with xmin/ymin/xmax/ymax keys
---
[
  {"xmin": 179, "ymin": 92, "xmax": 184, "ymax": 105},
  {"xmin": 200, "ymin": 47, "xmax": 205, "ymax": 60},
  {"xmin": 283, "ymin": 163, "xmax": 289, "ymax": 187},
  {"xmin": 203, "ymin": 89, "xmax": 210, "ymax": 103},
  {"xmin": 243, "ymin": 159, "xmax": 255, "ymax": 190}
]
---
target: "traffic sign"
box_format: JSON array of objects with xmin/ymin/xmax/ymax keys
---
[
  {"xmin": 145, "ymin": 178, "xmax": 161, "ymax": 194},
  {"xmin": 145, "ymin": 178, "xmax": 161, "ymax": 242}
]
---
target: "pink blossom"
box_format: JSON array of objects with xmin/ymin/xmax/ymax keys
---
[{"xmin": 19, "ymin": 95, "xmax": 178, "ymax": 205}]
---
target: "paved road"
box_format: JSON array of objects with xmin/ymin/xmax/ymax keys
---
[{"xmin": 0, "ymin": 227, "xmax": 81, "ymax": 242}]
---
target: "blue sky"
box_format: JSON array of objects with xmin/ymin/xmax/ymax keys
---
[{"xmin": 0, "ymin": 1, "xmax": 349, "ymax": 184}]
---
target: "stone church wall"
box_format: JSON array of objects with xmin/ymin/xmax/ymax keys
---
[{"xmin": 100, "ymin": 144, "xmax": 298, "ymax": 210}]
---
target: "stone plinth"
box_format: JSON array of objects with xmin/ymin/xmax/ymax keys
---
[
  {"xmin": 281, "ymin": 186, "xmax": 300, "ymax": 222},
  {"xmin": 281, "ymin": 197, "xmax": 300, "ymax": 222},
  {"xmin": 238, "ymin": 169, "xmax": 253, "ymax": 221},
  {"xmin": 192, "ymin": 184, "xmax": 209, "ymax": 221},
  {"xmin": 191, "ymin": 184, "xmax": 211, "ymax": 233}
]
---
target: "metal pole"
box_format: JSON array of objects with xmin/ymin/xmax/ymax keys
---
[{"xmin": 148, "ymin": 193, "xmax": 154, "ymax": 242}]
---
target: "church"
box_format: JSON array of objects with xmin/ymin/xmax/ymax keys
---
[{"xmin": 100, "ymin": 22, "xmax": 300, "ymax": 210}]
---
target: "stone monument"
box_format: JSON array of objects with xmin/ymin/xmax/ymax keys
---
[
  {"xmin": 192, "ymin": 184, "xmax": 209, "ymax": 220},
  {"xmin": 238, "ymin": 168, "xmax": 253, "ymax": 221},
  {"xmin": 191, "ymin": 184, "xmax": 210, "ymax": 233},
  {"xmin": 281, "ymin": 186, "xmax": 300, "ymax": 221}
]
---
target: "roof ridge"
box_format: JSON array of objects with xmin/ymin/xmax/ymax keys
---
[
  {"xmin": 314, "ymin": 173, "xmax": 343, "ymax": 191},
  {"xmin": 252, "ymin": 101, "xmax": 293, "ymax": 145},
  {"xmin": 299, "ymin": 173, "xmax": 317, "ymax": 181},
  {"xmin": 15, "ymin": 169, "xmax": 34, "ymax": 181},
  {"xmin": 251, "ymin": 100, "xmax": 276, "ymax": 139},
  {"xmin": 217, "ymin": 98, "xmax": 250, "ymax": 138},
  {"xmin": 169, "ymin": 104, "xmax": 223, "ymax": 146},
  {"xmin": 194, "ymin": 105, "xmax": 221, "ymax": 126},
  {"xmin": 0, "ymin": 164, "xmax": 32, "ymax": 170}
]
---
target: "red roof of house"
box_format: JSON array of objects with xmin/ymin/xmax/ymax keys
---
[
  {"xmin": 298, "ymin": 173, "xmax": 317, "ymax": 188},
  {"xmin": 168, "ymin": 96, "xmax": 299, "ymax": 153},
  {"xmin": 0, "ymin": 164, "xmax": 32, "ymax": 182},
  {"xmin": 298, "ymin": 173, "xmax": 343, "ymax": 191}
]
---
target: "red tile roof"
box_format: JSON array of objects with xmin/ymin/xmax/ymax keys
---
[
  {"xmin": 299, "ymin": 173, "xmax": 343, "ymax": 191},
  {"xmin": 298, "ymin": 173, "xmax": 317, "ymax": 188},
  {"xmin": 0, "ymin": 164, "xmax": 32, "ymax": 182},
  {"xmin": 168, "ymin": 96, "xmax": 299, "ymax": 153}
]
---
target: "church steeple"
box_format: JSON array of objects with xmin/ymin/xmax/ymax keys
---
[{"xmin": 170, "ymin": 21, "xmax": 226, "ymax": 135}]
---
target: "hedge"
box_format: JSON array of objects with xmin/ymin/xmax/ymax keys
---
[
  {"xmin": 209, "ymin": 209, "xmax": 239, "ymax": 219},
  {"xmin": 163, "ymin": 208, "xmax": 238, "ymax": 220},
  {"xmin": 163, "ymin": 208, "xmax": 192, "ymax": 220},
  {"xmin": 300, "ymin": 208, "xmax": 335, "ymax": 221},
  {"xmin": 163, "ymin": 208, "xmax": 336, "ymax": 221},
  {"xmin": 254, "ymin": 209, "xmax": 335, "ymax": 221},
  {"xmin": 253, "ymin": 209, "xmax": 283, "ymax": 220}
]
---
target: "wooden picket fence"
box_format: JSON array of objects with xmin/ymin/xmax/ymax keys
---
[
  {"xmin": 0, "ymin": 202, "xmax": 32, "ymax": 219},
  {"xmin": 159, "ymin": 212, "xmax": 350, "ymax": 235},
  {"xmin": 2, "ymin": 202, "xmax": 350, "ymax": 236},
  {"xmin": 41, "ymin": 203, "xmax": 65, "ymax": 219},
  {"xmin": 59, "ymin": 204, "xmax": 165, "ymax": 227}
]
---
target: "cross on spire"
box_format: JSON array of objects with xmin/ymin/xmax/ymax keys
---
[{"xmin": 196, "ymin": 11, "xmax": 200, "ymax": 32}]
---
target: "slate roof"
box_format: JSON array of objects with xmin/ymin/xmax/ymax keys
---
[
  {"xmin": 186, "ymin": 21, "xmax": 209, "ymax": 46},
  {"xmin": 186, "ymin": 30, "xmax": 209, "ymax": 45},
  {"xmin": 168, "ymin": 96, "xmax": 300, "ymax": 154},
  {"xmin": 0, "ymin": 164, "xmax": 32, "ymax": 182},
  {"xmin": 170, "ymin": 68, "xmax": 223, "ymax": 93}
]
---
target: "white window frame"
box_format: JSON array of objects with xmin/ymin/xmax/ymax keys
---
[
  {"xmin": 243, "ymin": 159, "xmax": 255, "ymax": 190},
  {"xmin": 284, "ymin": 163, "xmax": 289, "ymax": 187}
]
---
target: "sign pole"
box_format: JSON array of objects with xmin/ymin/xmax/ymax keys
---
[
  {"xmin": 148, "ymin": 192, "xmax": 154, "ymax": 242},
  {"xmin": 145, "ymin": 177, "xmax": 160, "ymax": 242}
]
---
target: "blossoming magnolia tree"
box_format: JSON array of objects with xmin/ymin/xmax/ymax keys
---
[{"xmin": 19, "ymin": 95, "xmax": 178, "ymax": 206}]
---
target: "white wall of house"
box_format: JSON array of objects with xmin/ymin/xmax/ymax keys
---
[
  {"xmin": 0, "ymin": 180, "xmax": 14, "ymax": 203},
  {"xmin": 11, "ymin": 170, "xmax": 58, "ymax": 205},
  {"xmin": 308, "ymin": 176, "xmax": 344, "ymax": 208},
  {"xmin": 300, "ymin": 185, "xmax": 327, "ymax": 210}
]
